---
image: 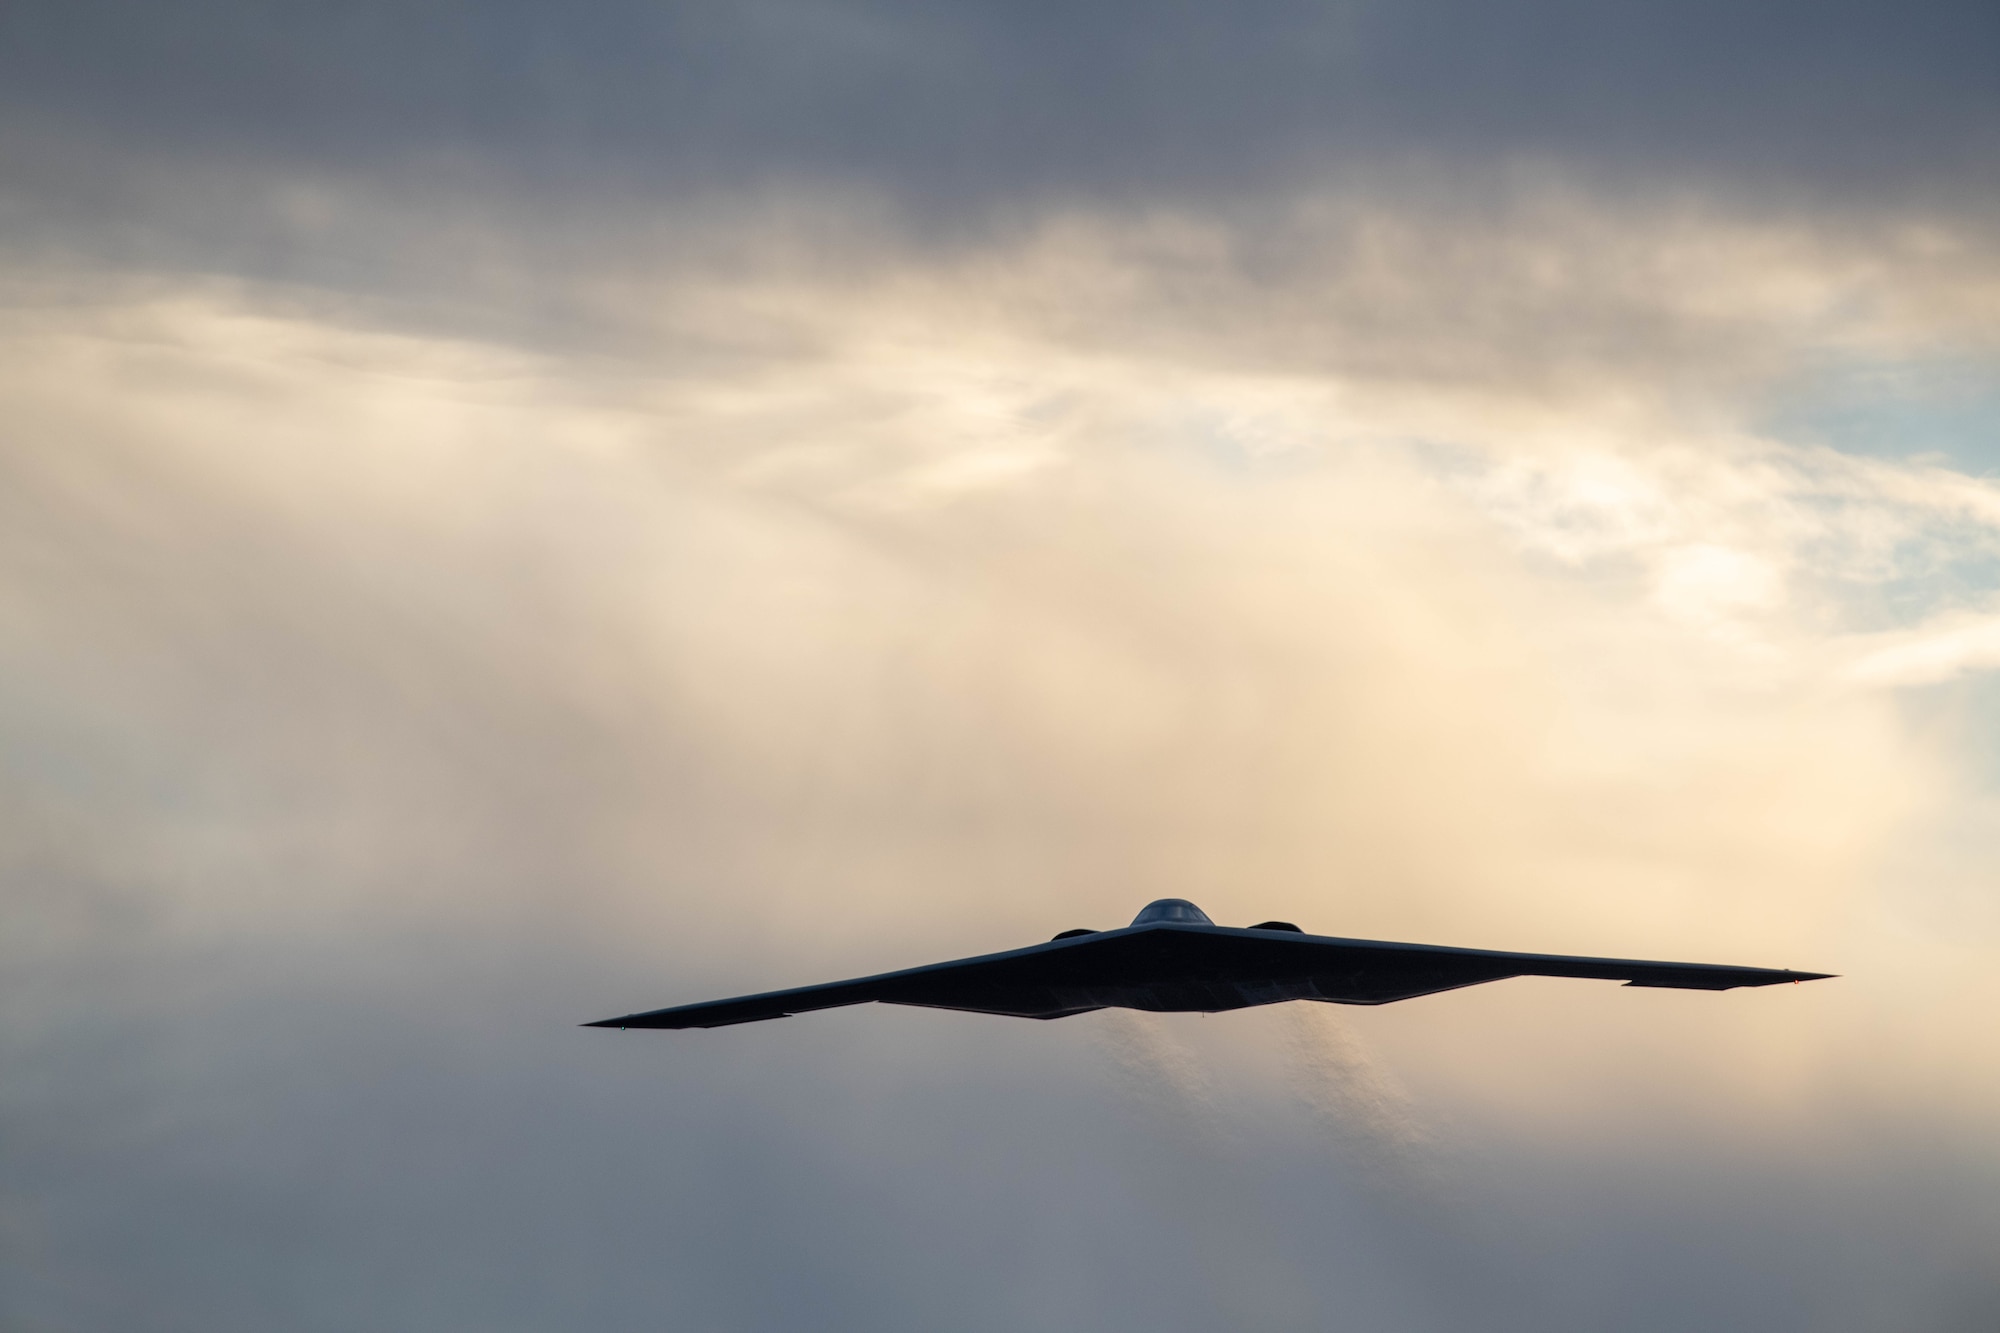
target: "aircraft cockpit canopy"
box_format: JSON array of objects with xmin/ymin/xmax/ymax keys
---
[{"xmin": 1130, "ymin": 898, "xmax": 1214, "ymax": 927}]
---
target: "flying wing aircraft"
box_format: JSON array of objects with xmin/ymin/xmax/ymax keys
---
[{"xmin": 586, "ymin": 898, "xmax": 1832, "ymax": 1030}]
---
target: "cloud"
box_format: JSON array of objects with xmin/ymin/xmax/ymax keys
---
[
  {"xmin": 1846, "ymin": 613, "xmax": 2000, "ymax": 687},
  {"xmin": 8, "ymin": 5, "xmax": 2000, "ymax": 1324},
  {"xmin": 4, "ymin": 173, "xmax": 2000, "ymax": 1328},
  {"xmin": 4, "ymin": 0, "xmax": 1998, "ymax": 227}
]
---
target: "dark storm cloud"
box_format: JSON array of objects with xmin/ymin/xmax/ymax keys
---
[{"xmin": 3, "ymin": 0, "xmax": 1997, "ymax": 218}]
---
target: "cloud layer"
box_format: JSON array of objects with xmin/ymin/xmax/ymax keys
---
[
  {"xmin": 5, "ymin": 8, "xmax": 2000, "ymax": 1330},
  {"xmin": 7, "ymin": 193, "xmax": 2000, "ymax": 1329},
  {"xmin": 7, "ymin": 0, "xmax": 1999, "ymax": 209}
]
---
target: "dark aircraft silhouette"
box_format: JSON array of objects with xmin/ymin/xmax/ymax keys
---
[{"xmin": 587, "ymin": 899, "xmax": 1832, "ymax": 1030}]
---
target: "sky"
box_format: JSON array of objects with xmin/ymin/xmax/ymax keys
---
[{"xmin": 3, "ymin": 4, "xmax": 2000, "ymax": 1330}]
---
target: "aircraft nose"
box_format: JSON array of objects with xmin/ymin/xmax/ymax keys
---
[{"xmin": 1131, "ymin": 899, "xmax": 1214, "ymax": 926}]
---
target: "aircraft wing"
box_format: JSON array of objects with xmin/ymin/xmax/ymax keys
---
[{"xmin": 586, "ymin": 924, "xmax": 1831, "ymax": 1030}]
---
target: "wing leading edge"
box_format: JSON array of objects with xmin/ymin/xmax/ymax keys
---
[{"xmin": 586, "ymin": 918, "xmax": 1833, "ymax": 1030}]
